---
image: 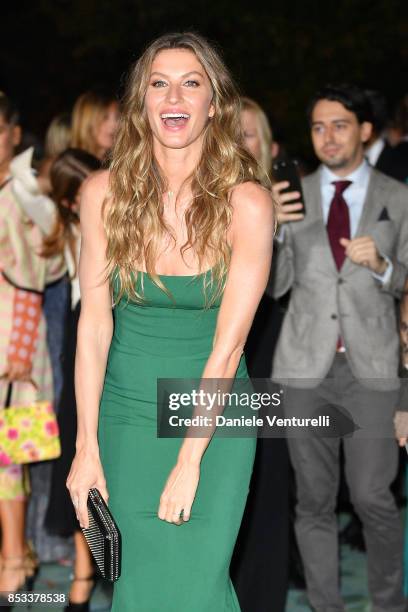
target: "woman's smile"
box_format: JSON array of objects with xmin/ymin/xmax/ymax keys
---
[{"xmin": 160, "ymin": 110, "xmax": 191, "ymax": 130}]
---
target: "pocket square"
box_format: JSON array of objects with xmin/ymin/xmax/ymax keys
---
[{"xmin": 378, "ymin": 207, "xmax": 390, "ymax": 221}]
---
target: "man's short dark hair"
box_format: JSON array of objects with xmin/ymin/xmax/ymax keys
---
[{"xmin": 307, "ymin": 84, "xmax": 373, "ymax": 125}]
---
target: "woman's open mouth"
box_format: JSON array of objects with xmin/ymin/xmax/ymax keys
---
[{"xmin": 160, "ymin": 112, "xmax": 190, "ymax": 129}]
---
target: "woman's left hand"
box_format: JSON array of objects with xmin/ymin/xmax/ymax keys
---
[{"xmin": 158, "ymin": 460, "xmax": 200, "ymax": 525}]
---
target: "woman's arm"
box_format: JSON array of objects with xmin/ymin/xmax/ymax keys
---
[
  {"xmin": 66, "ymin": 170, "xmax": 113, "ymax": 528},
  {"xmin": 2, "ymin": 286, "xmax": 41, "ymax": 384},
  {"xmin": 158, "ymin": 181, "xmax": 274, "ymax": 524}
]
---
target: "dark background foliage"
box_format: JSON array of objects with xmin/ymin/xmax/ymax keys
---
[{"xmin": 1, "ymin": 0, "xmax": 407, "ymax": 161}]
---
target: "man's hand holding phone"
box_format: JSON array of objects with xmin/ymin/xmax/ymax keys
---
[{"xmin": 272, "ymin": 181, "xmax": 305, "ymax": 225}]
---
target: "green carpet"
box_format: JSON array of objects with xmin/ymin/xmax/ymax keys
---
[
  {"xmin": 2, "ymin": 562, "xmax": 112, "ymax": 611},
  {"xmin": 3, "ymin": 520, "xmax": 405, "ymax": 611},
  {"xmin": 2, "ymin": 545, "xmax": 371, "ymax": 612},
  {"xmin": 286, "ymin": 542, "xmax": 370, "ymax": 611}
]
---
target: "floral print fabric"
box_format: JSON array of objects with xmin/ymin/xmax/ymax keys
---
[{"xmin": 0, "ymin": 401, "xmax": 60, "ymax": 466}]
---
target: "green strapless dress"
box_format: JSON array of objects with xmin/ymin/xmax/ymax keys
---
[{"xmin": 98, "ymin": 271, "xmax": 256, "ymax": 611}]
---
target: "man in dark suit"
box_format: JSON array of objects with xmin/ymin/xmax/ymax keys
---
[
  {"xmin": 365, "ymin": 90, "xmax": 408, "ymax": 183},
  {"xmin": 269, "ymin": 84, "xmax": 408, "ymax": 612},
  {"xmin": 365, "ymin": 90, "xmax": 395, "ymax": 173},
  {"xmin": 384, "ymin": 95, "xmax": 408, "ymax": 184}
]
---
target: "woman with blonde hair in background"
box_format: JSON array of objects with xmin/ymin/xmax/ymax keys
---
[
  {"xmin": 230, "ymin": 97, "xmax": 290, "ymax": 612},
  {"xmin": 71, "ymin": 91, "xmax": 119, "ymax": 162},
  {"xmin": 67, "ymin": 32, "xmax": 275, "ymax": 611},
  {"xmin": 237, "ymin": 96, "xmax": 283, "ymax": 378},
  {"xmin": 240, "ymin": 96, "xmax": 279, "ymax": 177}
]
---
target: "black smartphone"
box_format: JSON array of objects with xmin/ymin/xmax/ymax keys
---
[{"xmin": 272, "ymin": 159, "xmax": 306, "ymax": 215}]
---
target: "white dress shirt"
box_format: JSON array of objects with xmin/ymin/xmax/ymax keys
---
[
  {"xmin": 365, "ymin": 138, "xmax": 386, "ymax": 167},
  {"xmin": 320, "ymin": 159, "xmax": 371, "ymax": 236}
]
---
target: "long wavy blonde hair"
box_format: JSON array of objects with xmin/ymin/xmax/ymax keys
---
[{"xmin": 104, "ymin": 32, "xmax": 271, "ymax": 305}]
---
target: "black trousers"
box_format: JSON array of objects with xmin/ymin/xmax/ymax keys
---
[{"xmin": 231, "ymin": 295, "xmax": 289, "ymax": 612}]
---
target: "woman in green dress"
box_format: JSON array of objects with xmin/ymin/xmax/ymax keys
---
[{"xmin": 67, "ymin": 32, "xmax": 275, "ymax": 611}]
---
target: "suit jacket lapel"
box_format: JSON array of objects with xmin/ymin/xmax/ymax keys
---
[
  {"xmin": 340, "ymin": 168, "xmax": 385, "ymax": 275},
  {"xmin": 354, "ymin": 169, "xmax": 384, "ymax": 237}
]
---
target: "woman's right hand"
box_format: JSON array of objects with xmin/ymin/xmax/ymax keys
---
[
  {"xmin": 272, "ymin": 180, "xmax": 305, "ymax": 225},
  {"xmin": 66, "ymin": 445, "xmax": 108, "ymax": 528}
]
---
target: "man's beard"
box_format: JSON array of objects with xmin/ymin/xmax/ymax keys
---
[{"xmin": 320, "ymin": 153, "xmax": 349, "ymax": 170}]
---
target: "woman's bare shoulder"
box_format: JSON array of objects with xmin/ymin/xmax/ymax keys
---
[
  {"xmin": 81, "ymin": 169, "xmax": 110, "ymax": 202},
  {"xmin": 80, "ymin": 170, "xmax": 111, "ymax": 224},
  {"xmin": 230, "ymin": 181, "xmax": 274, "ymax": 223}
]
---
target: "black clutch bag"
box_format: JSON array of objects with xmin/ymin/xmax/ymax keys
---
[{"xmin": 81, "ymin": 488, "xmax": 121, "ymax": 581}]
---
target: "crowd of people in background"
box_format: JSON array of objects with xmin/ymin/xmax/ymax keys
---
[
  {"xmin": 0, "ymin": 81, "xmax": 408, "ymax": 612},
  {"xmin": 0, "ymin": 90, "xmax": 118, "ymax": 609}
]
